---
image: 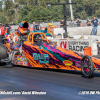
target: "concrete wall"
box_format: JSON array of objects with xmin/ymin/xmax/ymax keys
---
[
  {"xmin": 68, "ymin": 26, "xmax": 93, "ymax": 36},
  {"xmin": 54, "ymin": 26, "xmax": 100, "ymax": 36},
  {"xmin": 10, "ymin": 21, "xmax": 100, "ymax": 36}
]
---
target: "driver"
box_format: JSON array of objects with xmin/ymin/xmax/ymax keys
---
[{"xmin": 33, "ymin": 34, "xmax": 43, "ymax": 45}]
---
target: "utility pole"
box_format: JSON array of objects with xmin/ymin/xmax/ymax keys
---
[
  {"xmin": 47, "ymin": 1, "xmax": 76, "ymax": 38},
  {"xmin": 63, "ymin": 4, "xmax": 67, "ymax": 38},
  {"xmin": 69, "ymin": 0, "xmax": 73, "ymax": 21}
]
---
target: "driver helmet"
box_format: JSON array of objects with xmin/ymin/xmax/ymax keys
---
[
  {"xmin": 34, "ymin": 34, "xmax": 42, "ymax": 42},
  {"xmin": 19, "ymin": 21, "xmax": 29, "ymax": 28}
]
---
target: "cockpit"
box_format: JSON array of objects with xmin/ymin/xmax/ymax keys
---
[{"xmin": 24, "ymin": 32, "xmax": 51, "ymax": 46}]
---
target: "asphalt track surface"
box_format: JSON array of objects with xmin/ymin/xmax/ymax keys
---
[{"xmin": 0, "ymin": 64, "xmax": 100, "ymax": 100}]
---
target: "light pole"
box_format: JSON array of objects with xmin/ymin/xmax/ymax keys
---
[
  {"xmin": 47, "ymin": 1, "xmax": 76, "ymax": 38},
  {"xmin": 69, "ymin": 0, "xmax": 73, "ymax": 21}
]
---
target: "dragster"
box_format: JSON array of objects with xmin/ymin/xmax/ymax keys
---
[{"xmin": 0, "ymin": 21, "xmax": 100, "ymax": 78}]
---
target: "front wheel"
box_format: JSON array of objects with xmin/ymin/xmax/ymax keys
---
[{"xmin": 81, "ymin": 55, "xmax": 94, "ymax": 78}]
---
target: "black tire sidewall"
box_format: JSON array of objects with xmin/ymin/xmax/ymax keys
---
[{"xmin": 81, "ymin": 55, "xmax": 94, "ymax": 78}]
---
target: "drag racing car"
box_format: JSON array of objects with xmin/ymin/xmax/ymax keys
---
[{"xmin": 0, "ymin": 21, "xmax": 100, "ymax": 78}]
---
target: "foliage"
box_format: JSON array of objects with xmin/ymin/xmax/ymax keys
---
[
  {"xmin": 0, "ymin": 0, "xmax": 100, "ymax": 24},
  {"xmin": 0, "ymin": 15, "xmax": 6, "ymax": 24},
  {"xmin": 0, "ymin": 1, "xmax": 2, "ymax": 9}
]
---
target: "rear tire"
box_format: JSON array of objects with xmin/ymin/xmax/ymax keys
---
[
  {"xmin": 0, "ymin": 43, "xmax": 8, "ymax": 66},
  {"xmin": 0, "ymin": 62, "xmax": 6, "ymax": 66},
  {"xmin": 81, "ymin": 55, "xmax": 94, "ymax": 78}
]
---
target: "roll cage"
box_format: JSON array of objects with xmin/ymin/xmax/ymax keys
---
[{"xmin": 24, "ymin": 32, "xmax": 49, "ymax": 44}]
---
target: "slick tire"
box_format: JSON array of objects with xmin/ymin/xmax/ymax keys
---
[
  {"xmin": 81, "ymin": 55, "xmax": 94, "ymax": 78},
  {"xmin": 0, "ymin": 62, "xmax": 6, "ymax": 66},
  {"xmin": 0, "ymin": 43, "xmax": 8, "ymax": 66}
]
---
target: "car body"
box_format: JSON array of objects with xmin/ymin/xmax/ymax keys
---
[
  {"xmin": 0, "ymin": 21, "xmax": 99, "ymax": 78},
  {"xmin": 2, "ymin": 31, "xmax": 100, "ymax": 78}
]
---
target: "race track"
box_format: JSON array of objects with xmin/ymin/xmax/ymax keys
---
[{"xmin": 0, "ymin": 64, "xmax": 100, "ymax": 100}]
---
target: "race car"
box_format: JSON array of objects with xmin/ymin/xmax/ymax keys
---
[
  {"xmin": 1, "ymin": 30, "xmax": 100, "ymax": 78},
  {"xmin": 1, "ymin": 21, "xmax": 100, "ymax": 78}
]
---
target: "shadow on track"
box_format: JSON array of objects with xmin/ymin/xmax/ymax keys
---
[{"xmin": 2, "ymin": 64, "xmax": 100, "ymax": 78}]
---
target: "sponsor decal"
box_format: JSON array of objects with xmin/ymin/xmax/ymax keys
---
[
  {"xmin": 53, "ymin": 42, "xmax": 57, "ymax": 46},
  {"xmin": 60, "ymin": 40, "xmax": 67, "ymax": 49},
  {"xmin": 23, "ymin": 61, "xmax": 28, "ymax": 65},
  {"xmin": 17, "ymin": 61, "xmax": 23, "ymax": 65},
  {"xmin": 68, "ymin": 41, "xmax": 89, "ymax": 52},
  {"xmin": 33, "ymin": 53, "xmax": 49, "ymax": 64},
  {"xmin": 17, "ymin": 58, "xmax": 20, "ymax": 60},
  {"xmin": 63, "ymin": 60, "xmax": 73, "ymax": 66},
  {"xmin": 17, "ymin": 56, "xmax": 25, "ymax": 61},
  {"xmin": 60, "ymin": 40, "xmax": 90, "ymax": 53}
]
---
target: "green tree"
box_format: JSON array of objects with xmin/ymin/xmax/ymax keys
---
[
  {"xmin": 18, "ymin": 7, "xmax": 29, "ymax": 23},
  {"xmin": 0, "ymin": 15, "xmax": 6, "ymax": 24},
  {"xmin": 3, "ymin": 0, "xmax": 14, "ymax": 11},
  {"xmin": 1, "ymin": 0, "xmax": 100, "ymax": 24},
  {"xmin": 2, "ymin": 0, "xmax": 14, "ymax": 23},
  {"xmin": 0, "ymin": 1, "xmax": 2, "ymax": 9}
]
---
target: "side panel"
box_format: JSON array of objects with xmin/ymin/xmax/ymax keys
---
[{"xmin": 22, "ymin": 43, "xmax": 82, "ymax": 71}]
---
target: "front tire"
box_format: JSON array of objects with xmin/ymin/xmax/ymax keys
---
[{"xmin": 81, "ymin": 55, "xmax": 94, "ymax": 78}]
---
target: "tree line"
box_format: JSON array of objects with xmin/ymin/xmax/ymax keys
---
[{"xmin": 0, "ymin": 0, "xmax": 100, "ymax": 24}]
